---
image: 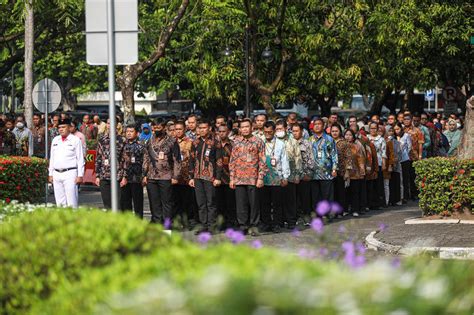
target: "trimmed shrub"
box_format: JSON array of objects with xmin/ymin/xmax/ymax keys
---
[
  {"xmin": 414, "ymin": 158, "xmax": 473, "ymax": 215},
  {"xmin": 32, "ymin": 244, "xmax": 474, "ymax": 315},
  {"xmin": 0, "ymin": 209, "xmax": 173, "ymax": 315},
  {"xmin": 0, "ymin": 156, "xmax": 48, "ymax": 203}
]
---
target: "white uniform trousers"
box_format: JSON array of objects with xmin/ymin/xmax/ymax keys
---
[{"xmin": 53, "ymin": 169, "xmax": 79, "ymax": 208}]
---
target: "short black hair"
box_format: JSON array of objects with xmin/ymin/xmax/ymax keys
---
[
  {"xmin": 174, "ymin": 120, "xmax": 186, "ymax": 128},
  {"xmin": 292, "ymin": 123, "xmax": 303, "ymax": 131},
  {"xmin": 331, "ymin": 123, "xmax": 343, "ymax": 133},
  {"xmin": 239, "ymin": 118, "xmax": 252, "ymax": 127},
  {"xmin": 154, "ymin": 118, "xmax": 167, "ymax": 127},
  {"xmin": 275, "ymin": 119, "xmax": 287, "ymax": 128},
  {"xmin": 198, "ymin": 118, "xmax": 210, "ymax": 126},
  {"xmin": 264, "ymin": 121, "xmax": 276, "ymax": 129},
  {"xmin": 126, "ymin": 124, "xmax": 140, "ymax": 132}
]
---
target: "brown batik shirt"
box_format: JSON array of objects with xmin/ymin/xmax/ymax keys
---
[
  {"xmin": 189, "ymin": 134, "xmax": 223, "ymax": 182},
  {"xmin": 143, "ymin": 134, "xmax": 181, "ymax": 181}
]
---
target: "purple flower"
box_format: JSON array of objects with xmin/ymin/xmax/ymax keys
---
[
  {"xmin": 319, "ymin": 247, "xmax": 329, "ymax": 257},
  {"xmin": 338, "ymin": 225, "xmax": 347, "ymax": 233},
  {"xmin": 356, "ymin": 242, "xmax": 366, "ymax": 254},
  {"xmin": 251, "ymin": 240, "xmax": 263, "ymax": 249},
  {"xmin": 391, "ymin": 257, "xmax": 401, "ymax": 268},
  {"xmin": 342, "ymin": 241, "xmax": 366, "ymax": 268},
  {"xmin": 163, "ymin": 217, "xmax": 172, "ymax": 230},
  {"xmin": 378, "ymin": 223, "xmax": 388, "ymax": 232},
  {"xmin": 291, "ymin": 229, "xmax": 301, "ymax": 237},
  {"xmin": 225, "ymin": 228, "xmax": 245, "ymax": 244},
  {"xmin": 197, "ymin": 232, "xmax": 212, "ymax": 244},
  {"xmin": 330, "ymin": 201, "xmax": 343, "ymax": 214},
  {"xmin": 316, "ymin": 200, "xmax": 331, "ymax": 216},
  {"xmin": 310, "ymin": 218, "xmax": 324, "ymax": 234}
]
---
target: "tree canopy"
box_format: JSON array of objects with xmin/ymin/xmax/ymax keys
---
[{"xmin": 0, "ymin": 0, "xmax": 472, "ymax": 118}]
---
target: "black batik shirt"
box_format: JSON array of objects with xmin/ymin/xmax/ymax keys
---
[{"xmin": 122, "ymin": 139, "xmax": 146, "ymax": 183}]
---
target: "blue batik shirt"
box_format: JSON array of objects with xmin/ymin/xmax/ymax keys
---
[{"xmin": 309, "ymin": 133, "xmax": 338, "ymax": 180}]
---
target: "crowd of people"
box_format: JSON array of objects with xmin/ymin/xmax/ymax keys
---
[{"xmin": 0, "ymin": 110, "xmax": 465, "ymax": 235}]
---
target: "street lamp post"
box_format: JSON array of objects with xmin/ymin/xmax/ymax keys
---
[{"xmin": 223, "ymin": 26, "xmax": 273, "ymax": 118}]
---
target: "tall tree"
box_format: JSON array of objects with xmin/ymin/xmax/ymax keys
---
[
  {"xmin": 23, "ymin": 0, "xmax": 34, "ymax": 128},
  {"xmin": 117, "ymin": 0, "xmax": 190, "ymax": 123}
]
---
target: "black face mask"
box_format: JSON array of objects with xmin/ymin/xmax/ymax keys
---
[
  {"xmin": 155, "ymin": 130, "xmax": 164, "ymax": 137},
  {"xmin": 232, "ymin": 128, "xmax": 239, "ymax": 135}
]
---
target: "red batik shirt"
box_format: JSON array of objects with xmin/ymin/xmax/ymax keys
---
[{"xmin": 229, "ymin": 135, "xmax": 267, "ymax": 186}]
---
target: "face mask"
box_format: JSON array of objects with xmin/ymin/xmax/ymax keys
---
[
  {"xmin": 456, "ymin": 123, "xmax": 461, "ymax": 129},
  {"xmin": 16, "ymin": 122, "xmax": 24, "ymax": 129},
  {"xmin": 275, "ymin": 131, "xmax": 285, "ymax": 138},
  {"xmin": 155, "ymin": 130, "xmax": 164, "ymax": 137}
]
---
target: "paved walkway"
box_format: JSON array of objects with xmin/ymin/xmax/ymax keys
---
[{"xmin": 68, "ymin": 187, "xmax": 471, "ymax": 259}]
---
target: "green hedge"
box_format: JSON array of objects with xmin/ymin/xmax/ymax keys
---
[
  {"xmin": 0, "ymin": 209, "xmax": 172, "ymax": 315},
  {"xmin": 414, "ymin": 158, "xmax": 473, "ymax": 215},
  {"xmin": 32, "ymin": 244, "xmax": 474, "ymax": 314},
  {"xmin": 0, "ymin": 156, "xmax": 48, "ymax": 203}
]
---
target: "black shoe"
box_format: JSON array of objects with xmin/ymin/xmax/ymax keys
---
[{"xmin": 287, "ymin": 224, "xmax": 296, "ymax": 230}]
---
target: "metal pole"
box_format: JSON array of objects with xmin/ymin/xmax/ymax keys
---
[
  {"xmin": 45, "ymin": 79, "xmax": 49, "ymax": 205},
  {"xmin": 11, "ymin": 66, "xmax": 15, "ymax": 113},
  {"xmin": 107, "ymin": 0, "xmax": 118, "ymax": 212},
  {"xmin": 435, "ymin": 85, "xmax": 438, "ymax": 113},
  {"xmin": 245, "ymin": 25, "xmax": 250, "ymax": 118}
]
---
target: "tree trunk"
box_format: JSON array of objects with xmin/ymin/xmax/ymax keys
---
[
  {"xmin": 457, "ymin": 96, "xmax": 474, "ymax": 159},
  {"xmin": 369, "ymin": 88, "xmax": 392, "ymax": 115},
  {"xmin": 116, "ymin": 0, "xmax": 189, "ymax": 124},
  {"xmin": 23, "ymin": 0, "xmax": 34, "ymax": 129},
  {"xmin": 120, "ymin": 76, "xmax": 136, "ymax": 124},
  {"xmin": 261, "ymin": 93, "xmax": 275, "ymax": 119},
  {"xmin": 62, "ymin": 92, "xmax": 77, "ymax": 111}
]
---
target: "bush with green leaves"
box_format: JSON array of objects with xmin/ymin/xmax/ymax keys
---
[
  {"xmin": 0, "ymin": 209, "xmax": 172, "ymax": 315},
  {"xmin": 0, "ymin": 156, "xmax": 48, "ymax": 203},
  {"xmin": 414, "ymin": 158, "xmax": 473, "ymax": 215},
  {"xmin": 32, "ymin": 243, "xmax": 474, "ymax": 315}
]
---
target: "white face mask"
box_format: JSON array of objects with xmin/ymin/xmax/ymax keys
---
[
  {"xmin": 275, "ymin": 131, "xmax": 285, "ymax": 138},
  {"xmin": 456, "ymin": 123, "xmax": 461, "ymax": 129},
  {"xmin": 16, "ymin": 122, "xmax": 24, "ymax": 129}
]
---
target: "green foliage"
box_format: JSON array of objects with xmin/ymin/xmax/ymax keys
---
[
  {"xmin": 0, "ymin": 209, "xmax": 172, "ymax": 315},
  {"xmin": 33, "ymin": 242, "xmax": 474, "ymax": 314},
  {"xmin": 0, "ymin": 156, "xmax": 48, "ymax": 203},
  {"xmin": 414, "ymin": 158, "xmax": 474, "ymax": 215}
]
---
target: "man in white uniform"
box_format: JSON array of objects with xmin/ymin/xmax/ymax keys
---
[{"xmin": 48, "ymin": 119, "xmax": 84, "ymax": 208}]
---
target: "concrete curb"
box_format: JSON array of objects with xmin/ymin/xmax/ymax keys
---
[
  {"xmin": 365, "ymin": 231, "xmax": 474, "ymax": 260},
  {"xmin": 405, "ymin": 217, "xmax": 474, "ymax": 225}
]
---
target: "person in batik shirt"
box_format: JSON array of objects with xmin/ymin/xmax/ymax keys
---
[
  {"xmin": 261, "ymin": 121, "xmax": 290, "ymax": 233},
  {"xmin": 229, "ymin": 118, "xmax": 267, "ymax": 236}
]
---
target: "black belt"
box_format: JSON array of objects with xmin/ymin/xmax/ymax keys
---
[{"xmin": 54, "ymin": 167, "xmax": 77, "ymax": 173}]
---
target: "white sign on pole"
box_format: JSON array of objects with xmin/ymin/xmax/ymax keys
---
[
  {"xmin": 32, "ymin": 78, "xmax": 62, "ymax": 113},
  {"xmin": 424, "ymin": 90, "xmax": 434, "ymax": 102},
  {"xmin": 85, "ymin": 0, "xmax": 138, "ymax": 65}
]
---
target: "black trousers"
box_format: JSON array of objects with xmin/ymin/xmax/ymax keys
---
[
  {"xmin": 194, "ymin": 179, "xmax": 217, "ymax": 228},
  {"xmin": 173, "ymin": 184, "xmax": 196, "ymax": 225},
  {"xmin": 359, "ymin": 179, "xmax": 367, "ymax": 209},
  {"xmin": 347, "ymin": 179, "xmax": 363, "ymax": 213},
  {"xmin": 261, "ymin": 185, "xmax": 283, "ymax": 227},
  {"xmin": 401, "ymin": 160, "xmax": 411, "ymax": 200},
  {"xmin": 146, "ymin": 180, "xmax": 172, "ymax": 224},
  {"xmin": 99, "ymin": 180, "xmax": 121, "ymax": 209},
  {"xmin": 408, "ymin": 160, "xmax": 418, "ymax": 199},
  {"xmin": 297, "ymin": 180, "xmax": 312, "ymax": 217},
  {"xmin": 311, "ymin": 180, "xmax": 334, "ymax": 210},
  {"xmin": 376, "ymin": 167, "xmax": 385, "ymax": 206},
  {"xmin": 235, "ymin": 185, "xmax": 260, "ymax": 229},
  {"xmin": 120, "ymin": 182, "xmax": 144, "ymax": 218},
  {"xmin": 367, "ymin": 178, "xmax": 379, "ymax": 208},
  {"xmin": 389, "ymin": 171, "xmax": 401, "ymax": 204},
  {"xmin": 216, "ymin": 184, "xmax": 237, "ymax": 227},
  {"xmin": 282, "ymin": 182, "xmax": 297, "ymax": 226},
  {"xmin": 334, "ymin": 176, "xmax": 348, "ymax": 212}
]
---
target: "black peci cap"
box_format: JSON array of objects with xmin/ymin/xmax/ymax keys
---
[{"xmin": 58, "ymin": 118, "xmax": 72, "ymax": 126}]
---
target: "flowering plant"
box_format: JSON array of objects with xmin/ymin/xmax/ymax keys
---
[
  {"xmin": 0, "ymin": 156, "xmax": 48, "ymax": 203},
  {"xmin": 414, "ymin": 158, "xmax": 473, "ymax": 215}
]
